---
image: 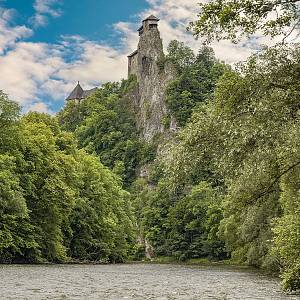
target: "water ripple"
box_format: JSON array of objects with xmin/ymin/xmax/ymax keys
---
[{"xmin": 0, "ymin": 264, "xmax": 299, "ymax": 300}]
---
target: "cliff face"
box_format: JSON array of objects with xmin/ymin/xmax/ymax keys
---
[{"xmin": 128, "ymin": 17, "xmax": 177, "ymax": 142}]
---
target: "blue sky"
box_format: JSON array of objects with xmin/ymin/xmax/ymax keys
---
[
  {"xmin": 3, "ymin": 0, "xmax": 149, "ymax": 45},
  {"xmin": 0, "ymin": 0, "xmax": 259, "ymax": 114}
]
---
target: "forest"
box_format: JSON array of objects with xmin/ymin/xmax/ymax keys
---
[{"xmin": 0, "ymin": 0, "xmax": 299, "ymax": 292}]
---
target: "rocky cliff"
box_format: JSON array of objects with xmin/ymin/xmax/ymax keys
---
[{"xmin": 127, "ymin": 15, "xmax": 177, "ymax": 142}]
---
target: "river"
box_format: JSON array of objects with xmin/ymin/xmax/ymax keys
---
[{"xmin": 0, "ymin": 263, "xmax": 299, "ymax": 299}]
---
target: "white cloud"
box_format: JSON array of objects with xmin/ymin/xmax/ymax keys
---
[
  {"xmin": 27, "ymin": 101, "xmax": 53, "ymax": 114},
  {"xmin": 40, "ymin": 79, "xmax": 73, "ymax": 101},
  {"xmin": 57, "ymin": 41, "xmax": 127, "ymax": 84},
  {"xmin": 34, "ymin": 0, "xmax": 61, "ymax": 16},
  {"xmin": 32, "ymin": 0, "xmax": 62, "ymax": 27},
  {"xmin": 0, "ymin": 42, "xmax": 65, "ymax": 105},
  {"xmin": 0, "ymin": 8, "xmax": 32, "ymax": 54},
  {"xmin": 0, "ymin": 35, "xmax": 128, "ymax": 111},
  {"xmin": 113, "ymin": 22, "xmax": 139, "ymax": 53}
]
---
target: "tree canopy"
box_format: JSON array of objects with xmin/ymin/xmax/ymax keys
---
[
  {"xmin": 58, "ymin": 80, "xmax": 155, "ymax": 186},
  {"xmin": 165, "ymin": 41, "xmax": 227, "ymax": 126},
  {"xmin": 190, "ymin": 0, "xmax": 300, "ymax": 43},
  {"xmin": 164, "ymin": 45, "xmax": 300, "ymax": 290},
  {"xmin": 0, "ymin": 93, "xmax": 135, "ymax": 263}
]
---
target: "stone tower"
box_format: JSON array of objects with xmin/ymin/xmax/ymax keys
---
[{"xmin": 127, "ymin": 15, "xmax": 177, "ymax": 142}]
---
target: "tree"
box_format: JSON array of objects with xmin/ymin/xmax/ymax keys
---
[
  {"xmin": 0, "ymin": 154, "xmax": 39, "ymax": 263},
  {"xmin": 167, "ymin": 182, "xmax": 226, "ymax": 260},
  {"xmin": 190, "ymin": 0, "xmax": 300, "ymax": 43},
  {"xmin": 166, "ymin": 42, "xmax": 227, "ymax": 126},
  {"xmin": 58, "ymin": 81, "xmax": 151, "ymax": 186},
  {"xmin": 20, "ymin": 113, "xmax": 78, "ymax": 262},
  {"xmin": 0, "ymin": 94, "xmax": 39, "ymax": 263},
  {"xmin": 166, "ymin": 40, "xmax": 195, "ymax": 73},
  {"xmin": 69, "ymin": 151, "xmax": 135, "ymax": 262},
  {"xmin": 165, "ymin": 45, "xmax": 300, "ymax": 289},
  {"xmin": 273, "ymin": 167, "xmax": 300, "ymax": 291},
  {"xmin": 0, "ymin": 91, "xmax": 136, "ymax": 263},
  {"xmin": 0, "ymin": 91, "xmax": 21, "ymax": 154},
  {"xmin": 19, "ymin": 112, "xmax": 136, "ymax": 263}
]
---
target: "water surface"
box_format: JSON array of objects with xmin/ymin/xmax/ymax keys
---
[{"xmin": 0, "ymin": 263, "xmax": 299, "ymax": 299}]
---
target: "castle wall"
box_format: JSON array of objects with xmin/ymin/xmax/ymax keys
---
[{"xmin": 128, "ymin": 53, "xmax": 139, "ymax": 77}]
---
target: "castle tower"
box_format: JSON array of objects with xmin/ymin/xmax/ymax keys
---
[
  {"xmin": 66, "ymin": 82, "xmax": 97, "ymax": 104},
  {"xmin": 127, "ymin": 15, "xmax": 177, "ymax": 142},
  {"xmin": 128, "ymin": 15, "xmax": 162, "ymax": 77}
]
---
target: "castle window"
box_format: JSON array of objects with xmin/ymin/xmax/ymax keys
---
[
  {"xmin": 149, "ymin": 24, "xmax": 157, "ymax": 30},
  {"xmin": 138, "ymin": 25, "xmax": 144, "ymax": 36}
]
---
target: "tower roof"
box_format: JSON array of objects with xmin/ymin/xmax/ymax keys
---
[
  {"xmin": 66, "ymin": 82, "xmax": 84, "ymax": 100},
  {"xmin": 143, "ymin": 15, "xmax": 160, "ymax": 22},
  {"xmin": 82, "ymin": 88, "xmax": 98, "ymax": 98},
  {"xmin": 128, "ymin": 50, "xmax": 138, "ymax": 57}
]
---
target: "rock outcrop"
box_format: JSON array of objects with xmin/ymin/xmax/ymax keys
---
[{"xmin": 127, "ymin": 15, "xmax": 177, "ymax": 142}]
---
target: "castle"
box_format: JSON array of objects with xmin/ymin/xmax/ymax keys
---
[
  {"xmin": 66, "ymin": 15, "xmax": 176, "ymax": 141},
  {"xmin": 127, "ymin": 15, "xmax": 160, "ymax": 77}
]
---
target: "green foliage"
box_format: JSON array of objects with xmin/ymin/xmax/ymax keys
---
[
  {"xmin": 166, "ymin": 40, "xmax": 195, "ymax": 73},
  {"xmin": 0, "ymin": 154, "xmax": 39, "ymax": 263},
  {"xmin": 132, "ymin": 175, "xmax": 226, "ymax": 261},
  {"xmin": 273, "ymin": 166, "xmax": 300, "ymax": 291},
  {"xmin": 0, "ymin": 93, "xmax": 39, "ymax": 263},
  {"xmin": 166, "ymin": 44, "xmax": 300, "ymax": 290},
  {"xmin": 0, "ymin": 155, "xmax": 26, "ymax": 216},
  {"xmin": 0, "ymin": 91, "xmax": 21, "ymax": 154},
  {"xmin": 20, "ymin": 113, "xmax": 78, "ymax": 262},
  {"xmin": 140, "ymin": 179, "xmax": 173, "ymax": 255},
  {"xmin": 121, "ymin": 74, "xmax": 138, "ymax": 94},
  {"xmin": 166, "ymin": 182, "xmax": 226, "ymax": 260},
  {"xmin": 69, "ymin": 152, "xmax": 135, "ymax": 262},
  {"xmin": 189, "ymin": 0, "xmax": 300, "ymax": 43},
  {"xmin": 165, "ymin": 42, "xmax": 227, "ymax": 126},
  {"xmin": 0, "ymin": 93, "xmax": 135, "ymax": 263},
  {"xmin": 58, "ymin": 81, "xmax": 149, "ymax": 186}
]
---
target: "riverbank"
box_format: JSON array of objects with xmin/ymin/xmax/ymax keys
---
[
  {"xmin": 142, "ymin": 256, "xmax": 282, "ymax": 279},
  {"xmin": 145, "ymin": 256, "xmax": 256, "ymax": 269}
]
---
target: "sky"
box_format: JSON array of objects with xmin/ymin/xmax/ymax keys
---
[{"xmin": 0, "ymin": 0, "xmax": 273, "ymax": 114}]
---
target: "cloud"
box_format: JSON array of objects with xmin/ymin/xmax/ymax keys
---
[
  {"xmin": 33, "ymin": 0, "xmax": 61, "ymax": 16},
  {"xmin": 57, "ymin": 40, "xmax": 127, "ymax": 84},
  {"xmin": 0, "ymin": 41, "xmax": 65, "ymax": 105},
  {"xmin": 31, "ymin": 0, "xmax": 62, "ymax": 27},
  {"xmin": 27, "ymin": 101, "xmax": 53, "ymax": 114},
  {"xmin": 0, "ymin": 8, "xmax": 32, "ymax": 54}
]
